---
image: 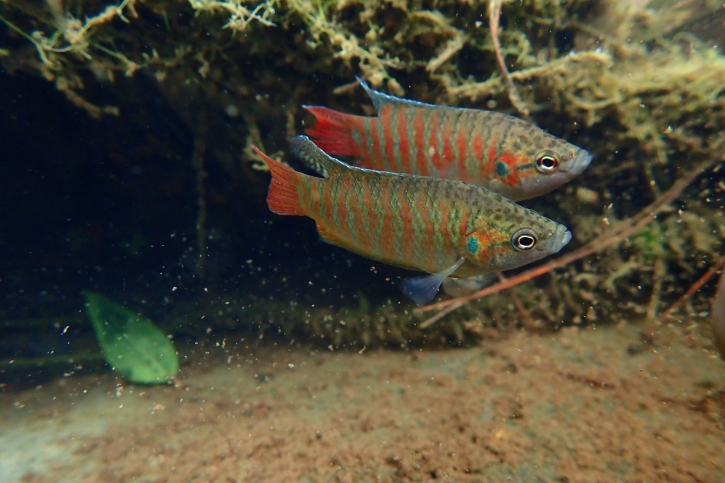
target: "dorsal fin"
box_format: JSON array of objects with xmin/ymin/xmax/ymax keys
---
[
  {"xmin": 289, "ymin": 135, "xmax": 349, "ymax": 178},
  {"xmin": 356, "ymin": 77, "xmax": 437, "ymax": 113}
]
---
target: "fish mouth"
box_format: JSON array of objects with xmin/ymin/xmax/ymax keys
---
[
  {"xmin": 549, "ymin": 225, "xmax": 572, "ymax": 253},
  {"xmin": 566, "ymin": 150, "xmax": 593, "ymax": 176}
]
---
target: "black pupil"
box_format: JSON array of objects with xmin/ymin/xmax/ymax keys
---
[
  {"xmin": 517, "ymin": 235, "xmax": 535, "ymax": 248},
  {"xmin": 540, "ymin": 156, "xmax": 556, "ymax": 169}
]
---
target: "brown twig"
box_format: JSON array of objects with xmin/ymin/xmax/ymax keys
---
[
  {"xmin": 489, "ymin": 0, "xmax": 529, "ymax": 117},
  {"xmin": 419, "ymin": 300, "xmax": 465, "ymax": 329},
  {"xmin": 498, "ymin": 272, "xmax": 538, "ymax": 331},
  {"xmin": 646, "ymin": 258, "xmax": 667, "ymax": 320},
  {"xmin": 563, "ymin": 371, "xmax": 615, "ymax": 390},
  {"xmin": 660, "ymin": 251, "xmax": 725, "ymax": 319},
  {"xmin": 416, "ymin": 158, "xmax": 719, "ymax": 325}
]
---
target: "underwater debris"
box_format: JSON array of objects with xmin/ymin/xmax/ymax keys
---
[
  {"xmin": 84, "ymin": 291, "xmax": 179, "ymax": 384},
  {"xmin": 192, "ymin": 100, "xmax": 210, "ymax": 278},
  {"xmin": 189, "ymin": 0, "xmax": 277, "ymax": 31}
]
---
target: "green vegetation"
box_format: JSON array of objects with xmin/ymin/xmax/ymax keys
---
[{"xmin": 84, "ymin": 291, "xmax": 179, "ymax": 383}]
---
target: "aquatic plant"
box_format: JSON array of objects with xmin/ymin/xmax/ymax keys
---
[{"xmin": 84, "ymin": 291, "xmax": 179, "ymax": 383}]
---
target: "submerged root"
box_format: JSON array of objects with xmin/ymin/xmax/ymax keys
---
[
  {"xmin": 417, "ymin": 157, "xmax": 723, "ymax": 327},
  {"xmin": 489, "ymin": 0, "xmax": 529, "ymax": 117}
]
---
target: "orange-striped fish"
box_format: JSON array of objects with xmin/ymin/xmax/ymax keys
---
[
  {"xmin": 304, "ymin": 80, "xmax": 591, "ymax": 201},
  {"xmin": 253, "ymin": 136, "xmax": 571, "ymax": 304}
]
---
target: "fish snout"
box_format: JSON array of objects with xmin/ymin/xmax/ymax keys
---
[
  {"xmin": 567, "ymin": 150, "xmax": 593, "ymax": 176},
  {"xmin": 547, "ymin": 225, "xmax": 572, "ymax": 254}
]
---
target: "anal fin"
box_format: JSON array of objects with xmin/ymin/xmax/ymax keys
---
[{"xmin": 316, "ymin": 222, "xmax": 346, "ymax": 248}]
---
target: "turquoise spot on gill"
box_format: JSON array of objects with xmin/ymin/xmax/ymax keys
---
[
  {"xmin": 467, "ymin": 236, "xmax": 479, "ymax": 255},
  {"xmin": 496, "ymin": 162, "xmax": 509, "ymax": 177}
]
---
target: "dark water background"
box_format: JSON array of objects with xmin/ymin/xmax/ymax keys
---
[{"xmin": 0, "ymin": 69, "xmax": 418, "ymax": 383}]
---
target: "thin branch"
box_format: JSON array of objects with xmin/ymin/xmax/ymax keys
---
[
  {"xmin": 419, "ymin": 300, "xmax": 465, "ymax": 329},
  {"xmin": 498, "ymin": 272, "xmax": 538, "ymax": 331},
  {"xmin": 661, "ymin": 251, "xmax": 725, "ymax": 319},
  {"xmin": 489, "ymin": 0, "xmax": 529, "ymax": 116},
  {"xmin": 415, "ymin": 158, "xmax": 720, "ymax": 325}
]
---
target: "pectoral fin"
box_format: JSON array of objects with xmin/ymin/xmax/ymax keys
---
[
  {"xmin": 400, "ymin": 258, "xmax": 465, "ymax": 305},
  {"xmin": 442, "ymin": 273, "xmax": 497, "ymax": 298}
]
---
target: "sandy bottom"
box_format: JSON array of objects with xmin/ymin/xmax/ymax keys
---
[{"xmin": 1, "ymin": 321, "xmax": 724, "ymax": 483}]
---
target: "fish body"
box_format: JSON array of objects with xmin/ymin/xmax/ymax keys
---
[
  {"xmin": 255, "ymin": 136, "xmax": 571, "ymax": 289},
  {"xmin": 304, "ymin": 81, "xmax": 592, "ymax": 201}
]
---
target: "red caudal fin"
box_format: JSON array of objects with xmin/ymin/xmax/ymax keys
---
[
  {"xmin": 303, "ymin": 106, "xmax": 363, "ymax": 157},
  {"xmin": 251, "ymin": 146, "xmax": 307, "ymax": 217}
]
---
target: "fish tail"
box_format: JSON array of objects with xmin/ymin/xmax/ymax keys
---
[
  {"xmin": 303, "ymin": 106, "xmax": 363, "ymax": 157},
  {"xmin": 252, "ymin": 146, "xmax": 308, "ymax": 217}
]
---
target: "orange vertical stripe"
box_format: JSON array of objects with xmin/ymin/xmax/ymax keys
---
[
  {"xmin": 397, "ymin": 184, "xmax": 413, "ymax": 261},
  {"xmin": 336, "ymin": 180, "xmax": 348, "ymax": 232},
  {"xmin": 438, "ymin": 113, "xmax": 454, "ymax": 173},
  {"xmin": 473, "ymin": 133, "xmax": 485, "ymax": 181},
  {"xmin": 348, "ymin": 180, "xmax": 364, "ymax": 246},
  {"xmin": 381, "ymin": 105, "xmax": 396, "ymax": 171},
  {"xmin": 426, "ymin": 110, "xmax": 439, "ymax": 176},
  {"xmin": 480, "ymin": 135, "xmax": 496, "ymax": 180},
  {"xmin": 438, "ymin": 195, "xmax": 451, "ymax": 252},
  {"xmin": 368, "ymin": 118, "xmax": 381, "ymax": 168},
  {"xmin": 311, "ymin": 178, "xmax": 322, "ymax": 219},
  {"xmin": 322, "ymin": 178, "xmax": 332, "ymax": 222},
  {"xmin": 379, "ymin": 179, "xmax": 396, "ymax": 255},
  {"xmin": 458, "ymin": 210, "xmax": 469, "ymax": 245},
  {"xmin": 397, "ymin": 107, "xmax": 411, "ymax": 173},
  {"xmin": 360, "ymin": 178, "xmax": 376, "ymax": 254},
  {"xmin": 413, "ymin": 109, "xmax": 426, "ymax": 176},
  {"xmin": 455, "ymin": 115, "xmax": 468, "ymax": 178},
  {"xmin": 418, "ymin": 188, "xmax": 435, "ymax": 268}
]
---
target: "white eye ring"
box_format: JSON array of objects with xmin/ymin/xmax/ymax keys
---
[
  {"xmin": 512, "ymin": 228, "xmax": 538, "ymax": 251},
  {"xmin": 535, "ymin": 152, "xmax": 559, "ymax": 173}
]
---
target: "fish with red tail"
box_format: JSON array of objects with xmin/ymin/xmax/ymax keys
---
[
  {"xmin": 304, "ymin": 80, "xmax": 592, "ymax": 201},
  {"xmin": 253, "ymin": 136, "xmax": 571, "ymax": 304}
]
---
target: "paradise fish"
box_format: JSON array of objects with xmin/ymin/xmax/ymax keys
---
[
  {"xmin": 304, "ymin": 80, "xmax": 592, "ymax": 201},
  {"xmin": 253, "ymin": 136, "xmax": 572, "ymax": 304}
]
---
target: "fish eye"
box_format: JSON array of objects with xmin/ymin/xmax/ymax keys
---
[
  {"xmin": 511, "ymin": 228, "xmax": 538, "ymax": 251},
  {"xmin": 535, "ymin": 152, "xmax": 559, "ymax": 173}
]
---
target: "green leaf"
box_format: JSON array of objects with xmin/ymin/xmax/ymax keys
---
[{"xmin": 83, "ymin": 291, "xmax": 179, "ymax": 384}]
